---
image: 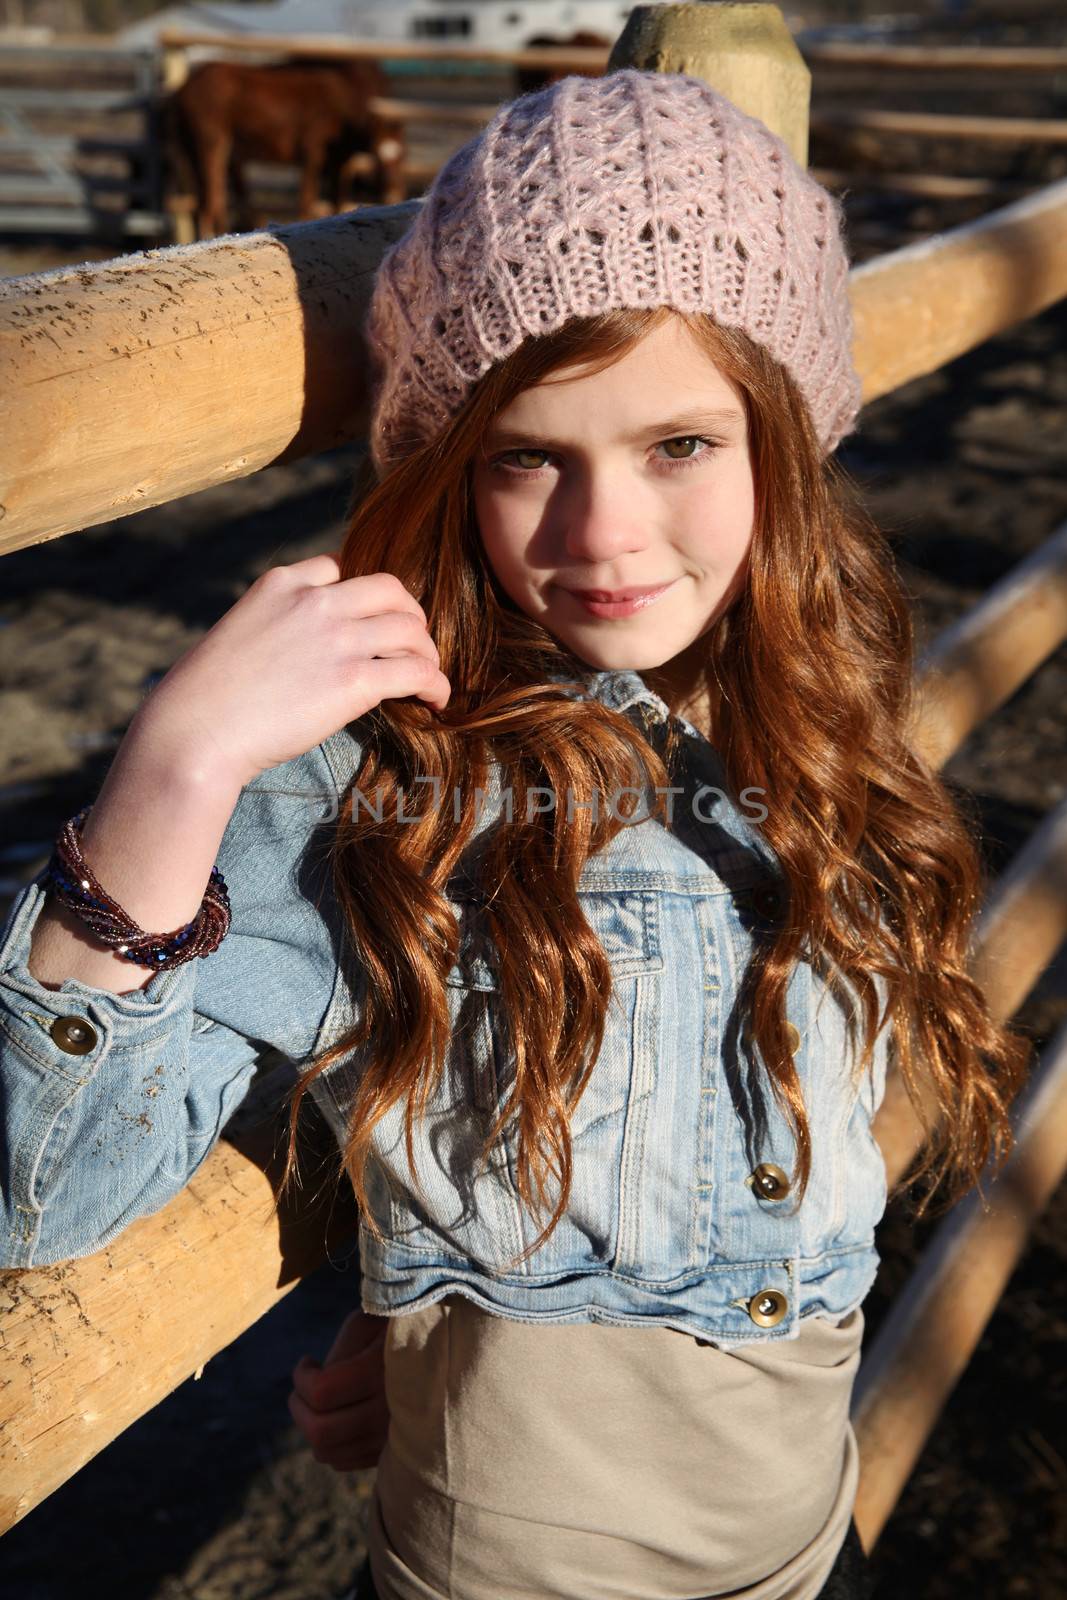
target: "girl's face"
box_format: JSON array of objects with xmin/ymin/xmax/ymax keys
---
[{"xmin": 471, "ymin": 315, "xmax": 755, "ymax": 674}]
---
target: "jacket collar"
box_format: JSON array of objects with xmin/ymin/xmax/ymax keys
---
[{"xmin": 548, "ymin": 663, "xmax": 706, "ymax": 742}]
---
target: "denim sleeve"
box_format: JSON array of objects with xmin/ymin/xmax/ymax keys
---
[{"xmin": 0, "ymin": 733, "xmax": 356, "ymax": 1268}]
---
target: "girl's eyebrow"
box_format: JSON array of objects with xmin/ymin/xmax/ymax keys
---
[{"xmin": 484, "ymin": 407, "xmax": 745, "ymax": 452}]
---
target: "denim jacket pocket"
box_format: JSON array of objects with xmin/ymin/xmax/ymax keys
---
[{"xmin": 443, "ymin": 882, "xmax": 663, "ymax": 1145}]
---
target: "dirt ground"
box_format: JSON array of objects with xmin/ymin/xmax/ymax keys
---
[{"xmin": 2, "ymin": 20, "xmax": 1067, "ymax": 1600}]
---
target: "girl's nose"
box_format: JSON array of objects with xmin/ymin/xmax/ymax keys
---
[{"xmin": 561, "ymin": 471, "xmax": 651, "ymax": 564}]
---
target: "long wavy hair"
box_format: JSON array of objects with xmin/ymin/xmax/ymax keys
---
[{"xmin": 276, "ymin": 304, "xmax": 1029, "ymax": 1264}]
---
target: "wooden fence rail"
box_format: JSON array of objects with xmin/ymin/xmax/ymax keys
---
[
  {"xmin": 912, "ymin": 517, "xmax": 1067, "ymax": 772},
  {"xmin": 803, "ymin": 41, "xmax": 1067, "ymax": 73},
  {"xmin": 812, "ymin": 108, "xmax": 1067, "ymax": 145},
  {"xmin": 1, "ymin": 3, "xmax": 1065, "ymax": 1571},
  {"xmin": 157, "ymin": 28, "xmax": 611, "ymax": 83},
  {"xmin": 855, "ymin": 783, "xmax": 1067, "ymax": 1539},
  {"xmin": 154, "ymin": 28, "xmax": 1067, "ymax": 78}
]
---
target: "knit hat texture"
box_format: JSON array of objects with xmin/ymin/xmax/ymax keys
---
[{"xmin": 365, "ymin": 67, "xmax": 861, "ymax": 474}]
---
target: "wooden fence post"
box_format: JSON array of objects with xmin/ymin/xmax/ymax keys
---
[
  {"xmin": 160, "ymin": 40, "xmax": 189, "ymax": 92},
  {"xmin": 159, "ymin": 40, "xmax": 194, "ymax": 244},
  {"xmin": 609, "ymin": 1, "xmax": 810, "ymax": 164}
]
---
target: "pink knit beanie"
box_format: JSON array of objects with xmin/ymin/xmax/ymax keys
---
[{"xmin": 365, "ymin": 67, "xmax": 861, "ymax": 474}]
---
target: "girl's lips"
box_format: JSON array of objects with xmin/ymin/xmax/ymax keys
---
[{"xmin": 565, "ymin": 579, "xmax": 678, "ymax": 618}]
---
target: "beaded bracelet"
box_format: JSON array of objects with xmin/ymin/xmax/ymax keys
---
[{"xmin": 45, "ymin": 804, "xmax": 231, "ymax": 971}]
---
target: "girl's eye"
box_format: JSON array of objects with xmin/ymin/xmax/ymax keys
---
[
  {"xmin": 658, "ymin": 436, "xmax": 714, "ymax": 465},
  {"xmin": 491, "ymin": 436, "xmax": 720, "ymax": 479},
  {"xmin": 509, "ymin": 448, "xmax": 551, "ymax": 472}
]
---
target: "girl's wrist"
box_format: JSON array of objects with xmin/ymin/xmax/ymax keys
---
[
  {"xmin": 123, "ymin": 697, "xmax": 252, "ymax": 804},
  {"xmin": 29, "ymin": 732, "xmax": 242, "ymax": 996}
]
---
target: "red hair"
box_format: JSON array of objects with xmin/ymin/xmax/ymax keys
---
[{"xmin": 277, "ymin": 306, "xmax": 1030, "ymax": 1263}]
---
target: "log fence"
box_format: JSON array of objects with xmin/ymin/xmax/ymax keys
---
[
  {"xmin": 153, "ymin": 23, "xmax": 1067, "ymax": 240},
  {"xmin": 0, "ymin": 23, "xmax": 1064, "ymax": 244},
  {"xmin": 1, "ymin": 0, "xmax": 1065, "ymax": 1574},
  {"xmin": 0, "ymin": 42, "xmax": 165, "ymax": 237}
]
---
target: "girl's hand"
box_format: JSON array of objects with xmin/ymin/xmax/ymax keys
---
[
  {"xmin": 288, "ymin": 1308, "xmax": 389, "ymax": 1472},
  {"xmin": 138, "ymin": 552, "xmax": 452, "ymax": 791}
]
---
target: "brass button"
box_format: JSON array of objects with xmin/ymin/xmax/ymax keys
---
[
  {"xmin": 751, "ymin": 1162, "xmax": 791, "ymax": 1201},
  {"xmin": 747, "ymin": 1288, "xmax": 788, "ymax": 1328},
  {"xmin": 50, "ymin": 1015, "xmax": 98, "ymax": 1055}
]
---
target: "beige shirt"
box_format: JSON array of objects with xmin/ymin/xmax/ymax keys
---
[{"xmin": 367, "ymin": 1293, "xmax": 864, "ymax": 1600}]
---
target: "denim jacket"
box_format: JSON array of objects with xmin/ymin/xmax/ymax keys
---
[{"xmin": 0, "ymin": 668, "xmax": 890, "ymax": 1345}]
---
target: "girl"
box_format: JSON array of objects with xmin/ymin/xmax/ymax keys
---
[{"xmin": 1, "ymin": 69, "xmax": 1028, "ymax": 1600}]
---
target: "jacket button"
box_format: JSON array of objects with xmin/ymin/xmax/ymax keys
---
[
  {"xmin": 747, "ymin": 1289, "xmax": 788, "ymax": 1327},
  {"xmin": 751, "ymin": 1162, "xmax": 791, "ymax": 1200},
  {"xmin": 50, "ymin": 1015, "xmax": 98, "ymax": 1055}
]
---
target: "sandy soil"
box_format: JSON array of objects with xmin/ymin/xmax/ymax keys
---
[{"xmin": 2, "ymin": 25, "xmax": 1066, "ymax": 1600}]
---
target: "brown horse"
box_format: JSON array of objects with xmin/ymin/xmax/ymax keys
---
[
  {"xmin": 515, "ymin": 31, "xmax": 611, "ymax": 96},
  {"xmin": 165, "ymin": 58, "xmax": 407, "ymax": 239}
]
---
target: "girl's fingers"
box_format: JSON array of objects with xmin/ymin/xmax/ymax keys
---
[
  {"xmin": 320, "ymin": 565, "xmax": 429, "ymax": 627},
  {"xmin": 257, "ymin": 560, "xmax": 434, "ymax": 647},
  {"xmin": 287, "ymin": 1387, "xmax": 390, "ymax": 1463},
  {"xmin": 290, "ymin": 1365, "xmax": 375, "ymax": 1412},
  {"xmin": 354, "ymin": 652, "xmax": 451, "ymax": 711},
  {"xmin": 280, "ymin": 551, "xmax": 343, "ymax": 587},
  {"xmin": 344, "ymin": 609, "xmax": 441, "ymax": 667},
  {"xmin": 324, "ymin": 1309, "xmax": 388, "ymax": 1366},
  {"xmin": 270, "ymin": 551, "xmax": 424, "ymax": 623},
  {"xmin": 288, "ymin": 1310, "xmax": 390, "ymax": 1469},
  {"xmin": 291, "ymin": 1343, "xmax": 386, "ymax": 1412}
]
